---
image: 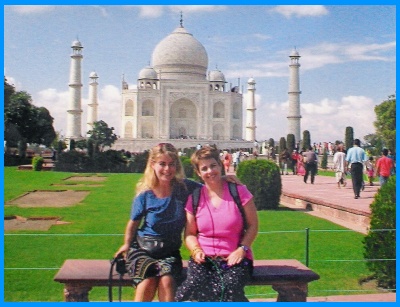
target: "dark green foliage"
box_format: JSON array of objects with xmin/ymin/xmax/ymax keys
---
[
  {"xmin": 69, "ymin": 139, "xmax": 76, "ymax": 151},
  {"xmin": 287, "ymin": 134, "xmax": 295, "ymax": 153},
  {"xmin": 180, "ymin": 156, "xmax": 194, "ymax": 178},
  {"xmin": 4, "ymin": 154, "xmax": 31, "ymax": 166},
  {"xmin": 363, "ymin": 175, "xmax": 396, "ymax": 289},
  {"xmin": 57, "ymin": 140, "xmax": 65, "ymax": 155},
  {"xmin": 54, "ymin": 150, "xmax": 90, "ymax": 172},
  {"xmin": 32, "ymin": 156, "xmax": 44, "ymax": 171},
  {"xmin": 4, "ymin": 84, "xmax": 56, "ymax": 147},
  {"xmin": 279, "ymin": 137, "xmax": 286, "ymax": 153},
  {"xmin": 345, "ymin": 127, "xmax": 354, "ymax": 150},
  {"xmin": 236, "ymin": 159, "xmax": 281, "ymax": 210},
  {"xmin": 127, "ymin": 151, "xmax": 149, "ymax": 173},
  {"xmin": 18, "ymin": 139, "xmax": 27, "ymax": 159},
  {"xmin": 268, "ymin": 138, "xmax": 275, "ymax": 148},
  {"xmin": 87, "ymin": 120, "xmax": 118, "ymax": 151},
  {"xmin": 321, "ymin": 149, "xmax": 328, "ymax": 169},
  {"xmin": 374, "ymin": 94, "xmax": 396, "ymax": 152},
  {"xmin": 302, "ymin": 130, "xmax": 311, "ymax": 149},
  {"xmin": 87, "ymin": 139, "xmax": 94, "ymax": 158}
]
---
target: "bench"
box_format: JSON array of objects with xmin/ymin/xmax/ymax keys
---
[{"xmin": 54, "ymin": 259, "xmax": 319, "ymax": 302}]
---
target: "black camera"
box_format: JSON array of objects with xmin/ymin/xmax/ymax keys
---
[{"xmin": 111, "ymin": 254, "xmax": 127, "ymax": 275}]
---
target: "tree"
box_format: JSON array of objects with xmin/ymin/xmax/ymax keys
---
[
  {"xmin": 302, "ymin": 130, "xmax": 311, "ymax": 150},
  {"xmin": 345, "ymin": 126, "xmax": 354, "ymax": 150},
  {"xmin": 286, "ymin": 134, "xmax": 295, "ymax": 153},
  {"xmin": 268, "ymin": 138, "xmax": 275, "ymax": 149},
  {"xmin": 31, "ymin": 107, "xmax": 56, "ymax": 147},
  {"xmin": 363, "ymin": 133, "xmax": 385, "ymax": 156},
  {"xmin": 374, "ymin": 94, "xmax": 396, "ymax": 152},
  {"xmin": 279, "ymin": 137, "xmax": 286, "ymax": 153},
  {"xmin": 87, "ymin": 120, "xmax": 118, "ymax": 152},
  {"xmin": 4, "ymin": 77, "xmax": 15, "ymax": 108},
  {"xmin": 4, "ymin": 79, "xmax": 56, "ymax": 148}
]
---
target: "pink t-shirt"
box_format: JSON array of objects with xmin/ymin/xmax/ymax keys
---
[{"xmin": 185, "ymin": 182, "xmax": 254, "ymax": 259}]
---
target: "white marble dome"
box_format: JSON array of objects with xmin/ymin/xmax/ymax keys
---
[
  {"xmin": 89, "ymin": 71, "xmax": 98, "ymax": 78},
  {"xmin": 138, "ymin": 66, "xmax": 158, "ymax": 80},
  {"xmin": 290, "ymin": 49, "xmax": 300, "ymax": 57},
  {"xmin": 152, "ymin": 26, "xmax": 208, "ymax": 80},
  {"xmin": 209, "ymin": 69, "xmax": 226, "ymax": 82},
  {"xmin": 71, "ymin": 40, "xmax": 82, "ymax": 48}
]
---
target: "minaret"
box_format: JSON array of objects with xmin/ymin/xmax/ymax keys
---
[
  {"xmin": 66, "ymin": 39, "xmax": 84, "ymax": 140},
  {"xmin": 287, "ymin": 48, "xmax": 302, "ymax": 142},
  {"xmin": 245, "ymin": 77, "xmax": 256, "ymax": 142},
  {"xmin": 87, "ymin": 72, "xmax": 99, "ymax": 133}
]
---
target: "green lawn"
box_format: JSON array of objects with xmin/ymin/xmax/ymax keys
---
[{"xmin": 3, "ymin": 167, "xmax": 381, "ymax": 301}]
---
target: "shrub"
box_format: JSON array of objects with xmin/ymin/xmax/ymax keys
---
[
  {"xmin": 127, "ymin": 151, "xmax": 149, "ymax": 173},
  {"xmin": 236, "ymin": 159, "xmax": 281, "ymax": 210},
  {"xmin": 180, "ymin": 156, "xmax": 194, "ymax": 178},
  {"xmin": 321, "ymin": 149, "xmax": 328, "ymax": 169},
  {"xmin": 363, "ymin": 175, "xmax": 396, "ymax": 289},
  {"xmin": 91, "ymin": 150, "xmax": 127, "ymax": 172},
  {"xmin": 54, "ymin": 151, "xmax": 90, "ymax": 172},
  {"xmin": 32, "ymin": 156, "xmax": 44, "ymax": 171}
]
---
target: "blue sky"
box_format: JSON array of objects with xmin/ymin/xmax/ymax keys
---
[{"xmin": 4, "ymin": 5, "xmax": 396, "ymax": 144}]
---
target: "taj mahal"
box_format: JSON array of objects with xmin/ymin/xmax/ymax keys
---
[{"xmin": 66, "ymin": 19, "xmax": 302, "ymax": 152}]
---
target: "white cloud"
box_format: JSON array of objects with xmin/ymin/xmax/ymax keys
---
[
  {"xmin": 169, "ymin": 5, "xmax": 227, "ymax": 14},
  {"xmin": 254, "ymin": 95, "xmax": 376, "ymax": 143},
  {"xmin": 10, "ymin": 5, "xmax": 55, "ymax": 15},
  {"xmin": 224, "ymin": 40, "xmax": 395, "ymax": 79},
  {"xmin": 271, "ymin": 5, "xmax": 328, "ymax": 18},
  {"xmin": 138, "ymin": 5, "xmax": 164, "ymax": 18},
  {"xmin": 32, "ymin": 84, "xmax": 122, "ymax": 138}
]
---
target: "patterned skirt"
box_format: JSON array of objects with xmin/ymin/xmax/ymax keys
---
[
  {"xmin": 125, "ymin": 241, "xmax": 183, "ymax": 287},
  {"xmin": 175, "ymin": 257, "xmax": 253, "ymax": 302}
]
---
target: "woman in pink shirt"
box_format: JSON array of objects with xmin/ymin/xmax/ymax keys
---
[{"xmin": 175, "ymin": 146, "xmax": 258, "ymax": 302}]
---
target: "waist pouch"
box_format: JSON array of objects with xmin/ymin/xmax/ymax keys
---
[{"xmin": 136, "ymin": 235, "xmax": 179, "ymax": 259}]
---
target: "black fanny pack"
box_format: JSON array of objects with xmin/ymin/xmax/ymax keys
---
[{"xmin": 136, "ymin": 235, "xmax": 178, "ymax": 258}]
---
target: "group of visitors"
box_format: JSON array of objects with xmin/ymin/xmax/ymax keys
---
[
  {"xmin": 334, "ymin": 139, "xmax": 395, "ymax": 199},
  {"xmin": 115, "ymin": 143, "xmax": 258, "ymax": 302}
]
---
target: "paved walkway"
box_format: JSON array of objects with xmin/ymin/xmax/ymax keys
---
[
  {"xmin": 281, "ymin": 173, "xmax": 379, "ymax": 216},
  {"xmin": 279, "ymin": 173, "xmax": 380, "ymax": 234}
]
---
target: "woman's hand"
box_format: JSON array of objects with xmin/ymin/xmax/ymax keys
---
[
  {"xmin": 115, "ymin": 243, "xmax": 130, "ymax": 259},
  {"xmin": 226, "ymin": 247, "xmax": 246, "ymax": 266},
  {"xmin": 192, "ymin": 249, "xmax": 206, "ymax": 264}
]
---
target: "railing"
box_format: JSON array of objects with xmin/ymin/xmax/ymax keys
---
[{"xmin": 4, "ymin": 228, "xmax": 396, "ymax": 300}]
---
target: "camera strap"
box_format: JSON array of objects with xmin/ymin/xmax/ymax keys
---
[{"xmin": 108, "ymin": 256, "xmax": 126, "ymax": 302}]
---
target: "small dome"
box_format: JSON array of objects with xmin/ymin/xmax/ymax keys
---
[
  {"xmin": 138, "ymin": 66, "xmax": 158, "ymax": 80},
  {"xmin": 290, "ymin": 49, "xmax": 300, "ymax": 57},
  {"xmin": 89, "ymin": 72, "xmax": 98, "ymax": 78},
  {"xmin": 71, "ymin": 40, "xmax": 83, "ymax": 48},
  {"xmin": 248, "ymin": 77, "xmax": 256, "ymax": 84},
  {"xmin": 209, "ymin": 69, "xmax": 226, "ymax": 82}
]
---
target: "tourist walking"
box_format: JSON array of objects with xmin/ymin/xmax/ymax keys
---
[
  {"xmin": 279, "ymin": 148, "xmax": 290, "ymax": 175},
  {"xmin": 333, "ymin": 144, "xmax": 347, "ymax": 188},
  {"xmin": 291, "ymin": 150, "xmax": 299, "ymax": 175},
  {"xmin": 303, "ymin": 146, "xmax": 318, "ymax": 184},
  {"xmin": 365, "ymin": 156, "xmax": 375, "ymax": 186},
  {"xmin": 375, "ymin": 148, "xmax": 394, "ymax": 186},
  {"xmin": 345, "ymin": 139, "xmax": 367, "ymax": 199}
]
